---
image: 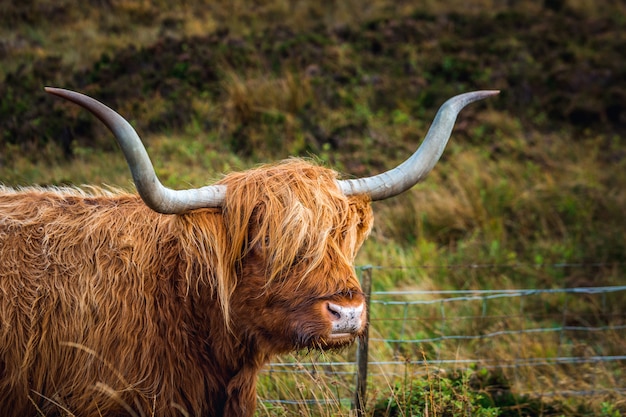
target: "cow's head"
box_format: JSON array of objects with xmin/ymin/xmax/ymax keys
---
[
  {"xmin": 45, "ymin": 87, "xmax": 497, "ymax": 352},
  {"xmin": 218, "ymin": 160, "xmax": 373, "ymax": 352}
]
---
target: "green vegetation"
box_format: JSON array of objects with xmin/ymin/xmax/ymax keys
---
[
  {"xmin": 371, "ymin": 367, "xmax": 558, "ymax": 417},
  {"xmin": 1, "ymin": 0, "xmax": 624, "ymax": 415}
]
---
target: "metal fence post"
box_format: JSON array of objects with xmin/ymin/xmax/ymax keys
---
[{"xmin": 353, "ymin": 266, "xmax": 372, "ymax": 417}]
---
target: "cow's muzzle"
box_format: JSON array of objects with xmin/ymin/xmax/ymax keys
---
[{"xmin": 324, "ymin": 301, "xmax": 366, "ymax": 338}]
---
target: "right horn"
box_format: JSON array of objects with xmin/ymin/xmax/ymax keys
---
[{"xmin": 338, "ymin": 90, "xmax": 499, "ymax": 201}]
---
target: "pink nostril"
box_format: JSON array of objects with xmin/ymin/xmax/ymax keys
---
[{"xmin": 327, "ymin": 302, "xmax": 342, "ymax": 320}]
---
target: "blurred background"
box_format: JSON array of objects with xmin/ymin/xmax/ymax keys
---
[{"xmin": 1, "ymin": 0, "xmax": 624, "ymax": 415}]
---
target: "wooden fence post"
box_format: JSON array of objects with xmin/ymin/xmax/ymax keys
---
[{"xmin": 353, "ymin": 266, "xmax": 372, "ymax": 417}]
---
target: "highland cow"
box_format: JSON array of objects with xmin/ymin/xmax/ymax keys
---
[{"xmin": 0, "ymin": 87, "xmax": 497, "ymax": 416}]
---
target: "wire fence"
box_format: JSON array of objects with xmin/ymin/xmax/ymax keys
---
[{"xmin": 257, "ymin": 262, "xmax": 626, "ymax": 413}]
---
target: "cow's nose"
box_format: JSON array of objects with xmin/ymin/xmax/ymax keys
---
[{"xmin": 325, "ymin": 301, "xmax": 365, "ymax": 334}]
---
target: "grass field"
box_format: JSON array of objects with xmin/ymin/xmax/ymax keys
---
[{"xmin": 1, "ymin": 0, "xmax": 625, "ymax": 415}]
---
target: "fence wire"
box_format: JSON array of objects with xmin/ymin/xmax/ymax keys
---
[{"xmin": 257, "ymin": 263, "xmax": 626, "ymax": 411}]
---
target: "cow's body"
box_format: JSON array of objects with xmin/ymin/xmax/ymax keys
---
[
  {"xmin": 0, "ymin": 88, "xmax": 496, "ymax": 416},
  {"xmin": 0, "ymin": 188, "xmax": 219, "ymax": 415},
  {"xmin": 0, "ymin": 162, "xmax": 372, "ymax": 416}
]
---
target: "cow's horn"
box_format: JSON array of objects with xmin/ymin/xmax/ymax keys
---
[
  {"xmin": 338, "ymin": 90, "xmax": 499, "ymax": 201},
  {"xmin": 45, "ymin": 87, "xmax": 226, "ymax": 213}
]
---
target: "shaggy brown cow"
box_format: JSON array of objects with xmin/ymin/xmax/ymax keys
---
[{"xmin": 0, "ymin": 88, "xmax": 497, "ymax": 416}]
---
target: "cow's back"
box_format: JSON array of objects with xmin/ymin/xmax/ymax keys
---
[{"xmin": 0, "ymin": 187, "xmax": 217, "ymax": 416}]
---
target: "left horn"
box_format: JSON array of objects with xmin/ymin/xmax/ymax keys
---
[
  {"xmin": 45, "ymin": 87, "xmax": 226, "ymax": 214},
  {"xmin": 338, "ymin": 90, "xmax": 499, "ymax": 201}
]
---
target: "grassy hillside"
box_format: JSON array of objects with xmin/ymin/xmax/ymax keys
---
[
  {"xmin": 1, "ymin": 0, "xmax": 624, "ymax": 415},
  {"xmin": 1, "ymin": 0, "xmax": 623, "ymax": 274}
]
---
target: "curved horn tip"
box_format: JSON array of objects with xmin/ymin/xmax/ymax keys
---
[
  {"xmin": 480, "ymin": 89, "xmax": 500, "ymax": 95},
  {"xmin": 44, "ymin": 87, "xmax": 90, "ymax": 105},
  {"xmin": 452, "ymin": 90, "xmax": 500, "ymax": 106},
  {"xmin": 478, "ymin": 89, "xmax": 500, "ymax": 99},
  {"xmin": 44, "ymin": 86, "xmax": 68, "ymax": 96}
]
